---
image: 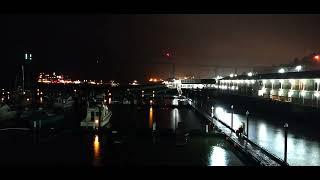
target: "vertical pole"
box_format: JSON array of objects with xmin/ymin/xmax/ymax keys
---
[
  {"xmin": 22, "ymin": 65, "xmax": 25, "ymax": 92},
  {"xmin": 284, "ymin": 123, "xmax": 288, "ymax": 163},
  {"xmin": 246, "ymin": 110, "xmax": 249, "ymax": 138},
  {"xmin": 211, "ymin": 106, "xmax": 214, "ymax": 118},
  {"xmin": 231, "ymin": 105, "xmax": 234, "ymax": 130}
]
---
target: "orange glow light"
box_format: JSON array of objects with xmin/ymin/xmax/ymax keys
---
[{"xmin": 315, "ymin": 55, "xmax": 320, "ymax": 61}]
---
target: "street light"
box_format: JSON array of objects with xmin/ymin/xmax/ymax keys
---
[
  {"xmin": 247, "ymin": 72, "xmax": 253, "ymax": 77},
  {"xmin": 211, "ymin": 106, "xmax": 214, "ymax": 117}
]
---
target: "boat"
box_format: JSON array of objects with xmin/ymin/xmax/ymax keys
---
[
  {"xmin": 0, "ymin": 103, "xmax": 17, "ymax": 122},
  {"xmin": 20, "ymin": 108, "xmax": 64, "ymax": 129},
  {"xmin": 53, "ymin": 96, "xmax": 75, "ymax": 110},
  {"xmin": 80, "ymin": 100, "xmax": 112, "ymax": 129}
]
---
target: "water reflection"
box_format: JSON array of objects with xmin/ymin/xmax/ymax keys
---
[
  {"xmin": 149, "ymin": 107, "xmax": 154, "ymax": 129},
  {"xmin": 93, "ymin": 135, "xmax": 101, "ymax": 166},
  {"xmin": 208, "ymin": 146, "xmax": 227, "ymax": 166},
  {"xmin": 108, "ymin": 97, "xmax": 111, "ymax": 104},
  {"xmin": 40, "ymin": 97, "xmax": 43, "ymax": 104},
  {"xmin": 210, "ymin": 101, "xmax": 320, "ymax": 166},
  {"xmin": 258, "ymin": 123, "xmax": 267, "ymax": 142},
  {"xmin": 172, "ymin": 108, "xmax": 179, "ymax": 130}
]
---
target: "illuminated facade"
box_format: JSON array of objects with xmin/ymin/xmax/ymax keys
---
[
  {"xmin": 37, "ymin": 72, "xmax": 72, "ymax": 84},
  {"xmin": 217, "ymin": 71, "xmax": 320, "ymax": 108}
]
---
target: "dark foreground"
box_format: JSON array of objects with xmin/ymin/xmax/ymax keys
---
[{"xmin": 0, "ymin": 105, "xmax": 255, "ymax": 166}]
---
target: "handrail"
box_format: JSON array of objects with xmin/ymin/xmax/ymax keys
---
[{"xmin": 190, "ymin": 102, "xmax": 289, "ymax": 166}]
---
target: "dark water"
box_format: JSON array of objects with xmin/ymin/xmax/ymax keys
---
[{"xmin": 0, "ymin": 104, "xmax": 250, "ymax": 166}]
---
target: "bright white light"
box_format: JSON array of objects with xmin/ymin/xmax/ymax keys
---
[
  {"xmin": 245, "ymin": 80, "xmax": 250, "ymax": 84},
  {"xmin": 288, "ymin": 90, "xmax": 294, "ymax": 97},
  {"xmin": 295, "ymin": 65, "xmax": 302, "ymax": 72},
  {"xmin": 278, "ymin": 68, "xmax": 285, "ymax": 73},
  {"xmin": 172, "ymin": 99, "xmax": 179, "ymax": 106},
  {"xmin": 25, "ymin": 53, "xmax": 28, "ymax": 60},
  {"xmin": 247, "ymin": 72, "xmax": 253, "ymax": 77},
  {"xmin": 215, "ymin": 107, "xmax": 225, "ymax": 116},
  {"xmin": 208, "ymin": 146, "xmax": 227, "ymax": 166},
  {"xmin": 229, "ymin": 74, "xmax": 234, "ymax": 78},
  {"xmin": 216, "ymin": 75, "xmax": 223, "ymax": 79},
  {"xmin": 314, "ymin": 92, "xmax": 320, "ymax": 98},
  {"xmin": 270, "ymin": 79, "xmax": 275, "ymax": 84},
  {"xmin": 279, "ymin": 89, "xmax": 284, "ymax": 96},
  {"xmin": 250, "ymin": 80, "xmax": 255, "ymax": 84}
]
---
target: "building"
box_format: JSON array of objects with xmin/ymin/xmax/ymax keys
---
[
  {"xmin": 37, "ymin": 72, "xmax": 72, "ymax": 84},
  {"xmin": 218, "ymin": 71, "xmax": 320, "ymax": 108}
]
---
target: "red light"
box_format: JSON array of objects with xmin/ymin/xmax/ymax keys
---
[{"xmin": 315, "ymin": 55, "xmax": 320, "ymax": 60}]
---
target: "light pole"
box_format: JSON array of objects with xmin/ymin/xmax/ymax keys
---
[
  {"xmin": 284, "ymin": 123, "xmax": 289, "ymax": 163},
  {"xmin": 231, "ymin": 105, "xmax": 234, "ymax": 130},
  {"xmin": 246, "ymin": 110, "xmax": 249, "ymax": 138},
  {"xmin": 211, "ymin": 106, "xmax": 214, "ymax": 118}
]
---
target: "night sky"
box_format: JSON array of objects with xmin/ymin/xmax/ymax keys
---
[{"xmin": 1, "ymin": 14, "xmax": 320, "ymax": 86}]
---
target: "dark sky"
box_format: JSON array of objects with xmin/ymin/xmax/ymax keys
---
[{"xmin": 1, "ymin": 14, "xmax": 320, "ymax": 86}]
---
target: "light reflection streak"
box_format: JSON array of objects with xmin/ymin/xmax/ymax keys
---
[
  {"xmin": 208, "ymin": 146, "xmax": 227, "ymax": 166},
  {"xmin": 149, "ymin": 107, "xmax": 154, "ymax": 128},
  {"xmin": 93, "ymin": 135, "xmax": 101, "ymax": 166}
]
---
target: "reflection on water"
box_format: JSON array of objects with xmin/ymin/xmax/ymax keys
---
[
  {"xmin": 40, "ymin": 97, "xmax": 43, "ymax": 103},
  {"xmin": 208, "ymin": 146, "xmax": 227, "ymax": 166},
  {"xmin": 171, "ymin": 108, "xmax": 179, "ymax": 130},
  {"xmin": 108, "ymin": 97, "xmax": 111, "ymax": 104},
  {"xmin": 149, "ymin": 107, "xmax": 153, "ymax": 129},
  {"xmin": 212, "ymin": 104, "xmax": 320, "ymax": 166},
  {"xmin": 258, "ymin": 123, "xmax": 267, "ymax": 142},
  {"xmin": 93, "ymin": 135, "xmax": 101, "ymax": 166}
]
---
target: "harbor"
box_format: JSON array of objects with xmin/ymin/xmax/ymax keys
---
[{"xmin": 0, "ymin": 85, "xmax": 257, "ymax": 166}]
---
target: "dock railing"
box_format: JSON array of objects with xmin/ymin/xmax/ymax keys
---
[{"xmin": 190, "ymin": 100, "xmax": 289, "ymax": 166}]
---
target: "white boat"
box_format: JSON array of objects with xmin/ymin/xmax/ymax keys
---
[
  {"xmin": 80, "ymin": 100, "xmax": 112, "ymax": 129},
  {"xmin": 0, "ymin": 103, "xmax": 17, "ymax": 121}
]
